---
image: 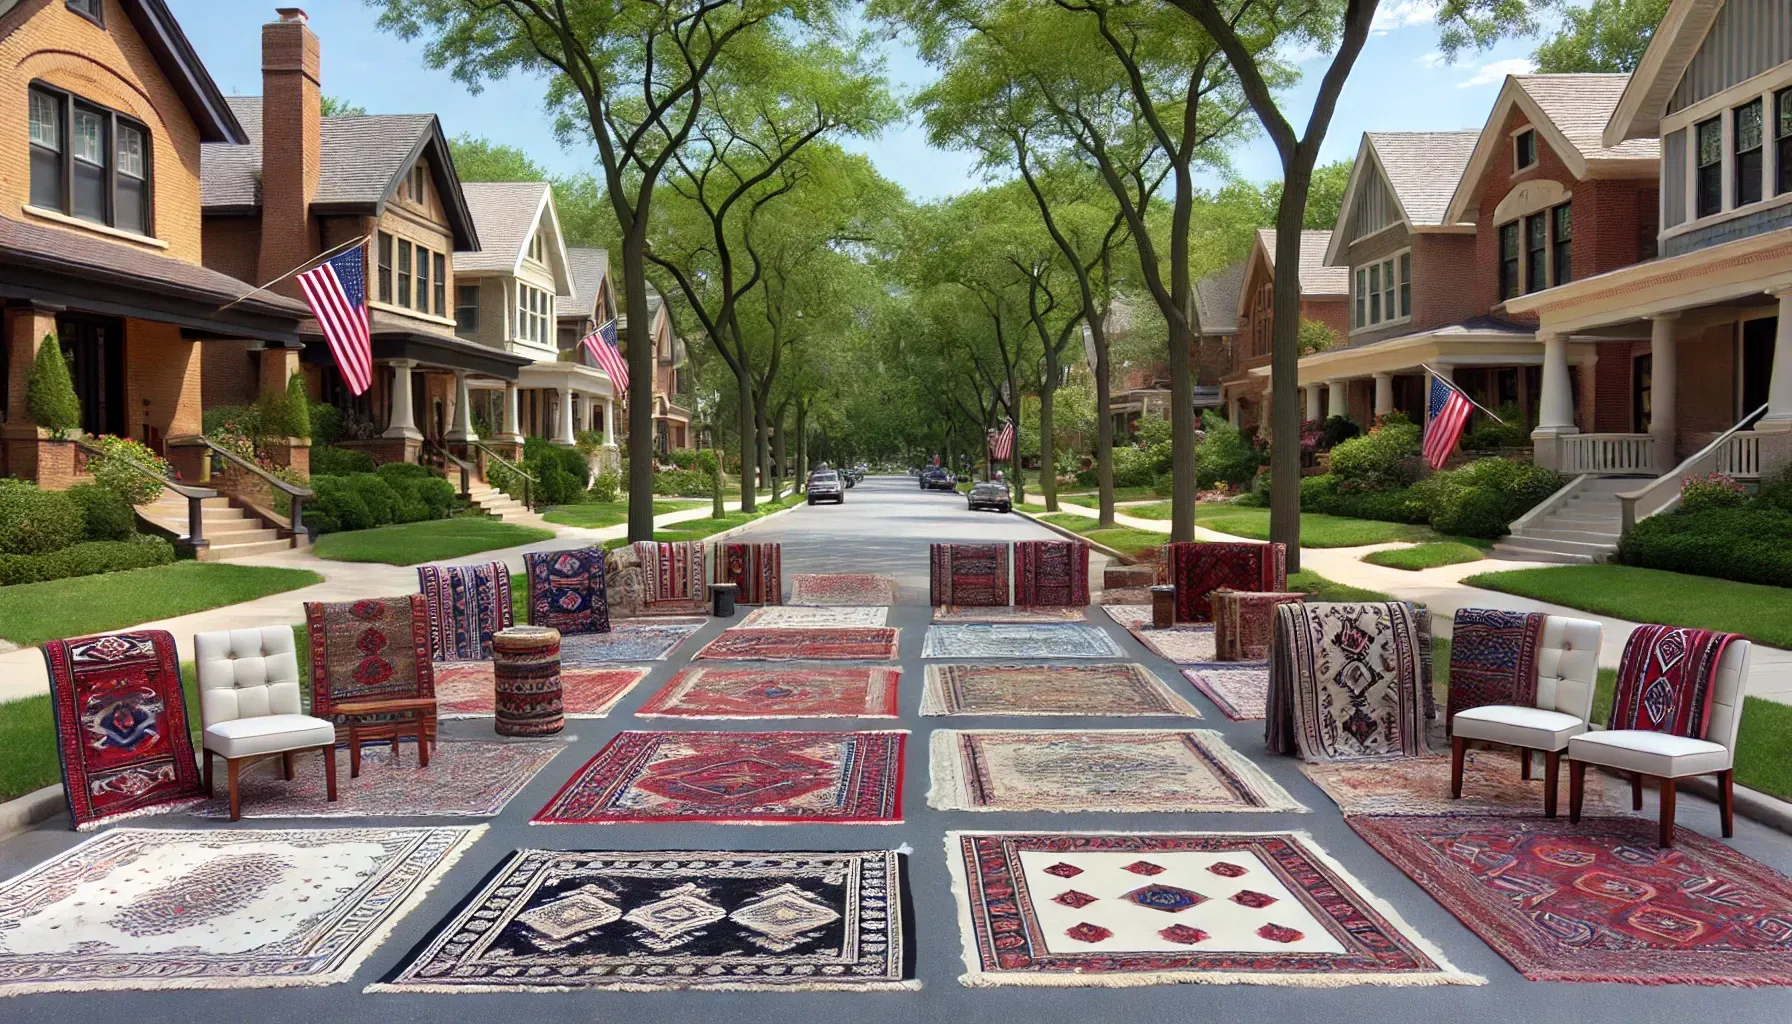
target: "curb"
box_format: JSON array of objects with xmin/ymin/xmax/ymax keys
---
[
  {"xmin": 1013, "ymin": 508, "xmax": 1136, "ymax": 565},
  {"xmin": 0, "ymin": 784, "xmax": 64, "ymax": 841},
  {"xmin": 705, "ymin": 497, "xmax": 805, "ymax": 543}
]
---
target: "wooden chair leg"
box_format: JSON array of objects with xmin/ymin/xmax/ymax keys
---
[
  {"xmin": 1659, "ymin": 777, "xmax": 1677, "ymax": 848},
  {"xmin": 1719, "ymin": 769, "xmax": 1735, "ymax": 839},
  {"xmin": 349, "ymin": 726, "xmax": 363, "ymax": 779},
  {"xmin": 1450, "ymin": 736, "xmax": 1467, "ymax": 799},
  {"xmin": 1521, "ymin": 751, "xmax": 1532, "ymax": 781},
  {"xmin": 322, "ymin": 744, "xmax": 338, "ymax": 802},
  {"xmin": 1544, "ymin": 749, "xmax": 1561, "ymax": 819},
  {"xmin": 1632, "ymin": 772, "xmax": 1644, "ymax": 810},
  {"xmin": 1569, "ymin": 759, "xmax": 1586, "ymax": 824},
  {"xmin": 227, "ymin": 758, "xmax": 242, "ymax": 821},
  {"xmin": 282, "ymin": 751, "xmax": 295, "ymax": 781},
  {"xmin": 416, "ymin": 712, "xmax": 430, "ymax": 769},
  {"xmin": 203, "ymin": 749, "xmax": 214, "ymax": 796}
]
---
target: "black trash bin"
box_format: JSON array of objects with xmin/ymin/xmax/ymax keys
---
[{"xmin": 709, "ymin": 582, "xmax": 739, "ymax": 618}]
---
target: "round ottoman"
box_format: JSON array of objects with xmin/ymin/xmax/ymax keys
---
[{"xmin": 491, "ymin": 625, "xmax": 564, "ymax": 736}]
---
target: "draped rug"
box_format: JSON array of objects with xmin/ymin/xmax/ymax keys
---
[
  {"xmin": 1299, "ymin": 749, "xmax": 1636, "ymax": 818},
  {"xmin": 418, "ymin": 561, "xmax": 513, "ymax": 662},
  {"xmin": 304, "ymin": 595, "xmax": 436, "ymax": 720},
  {"xmin": 693, "ymin": 627, "xmax": 899, "ymax": 662},
  {"xmin": 1182, "ymin": 665, "xmax": 1269, "ymax": 721},
  {"xmin": 432, "ymin": 662, "xmax": 647, "ymax": 718},
  {"xmin": 190, "ymin": 741, "xmax": 561, "ymax": 818},
  {"xmin": 710, "ymin": 541, "xmax": 782, "ymax": 605},
  {"xmin": 1267, "ymin": 602, "xmax": 1430, "ymax": 763},
  {"xmin": 639, "ymin": 666, "xmax": 902, "ymax": 718},
  {"xmin": 946, "ymin": 830, "xmax": 1480, "ymax": 988},
  {"xmin": 607, "ymin": 542, "xmax": 708, "ymax": 618},
  {"xmin": 532, "ymin": 730, "xmax": 905, "ymax": 824},
  {"xmin": 1013, "ymin": 540, "xmax": 1089, "ymax": 607},
  {"xmin": 560, "ymin": 621, "xmax": 702, "ymax": 664},
  {"xmin": 789, "ymin": 573, "xmax": 901, "ymax": 607},
  {"xmin": 1212, "ymin": 590, "xmax": 1305, "ymax": 662},
  {"xmin": 0, "ymin": 826, "xmax": 482, "ymax": 994},
  {"xmin": 931, "ymin": 543, "xmax": 1011, "ymax": 607},
  {"xmin": 1609, "ymin": 624, "xmax": 1741, "ymax": 738},
  {"xmin": 922, "ymin": 624, "xmax": 1126, "ymax": 660},
  {"xmin": 524, "ymin": 548, "xmax": 609, "ymax": 636},
  {"xmin": 1350, "ymin": 814, "xmax": 1792, "ymax": 985},
  {"xmin": 43, "ymin": 630, "xmax": 205, "ymax": 830},
  {"xmin": 929, "ymin": 730, "xmax": 1303, "ymax": 813},
  {"xmin": 920, "ymin": 664, "xmax": 1200, "ymax": 718},
  {"xmin": 743, "ymin": 605, "xmax": 888, "ymax": 628},
  {"xmin": 1157, "ymin": 541, "xmax": 1287, "ymax": 623},
  {"xmin": 1445, "ymin": 608, "xmax": 1547, "ymax": 726},
  {"xmin": 370, "ymin": 849, "xmax": 913, "ymax": 992}
]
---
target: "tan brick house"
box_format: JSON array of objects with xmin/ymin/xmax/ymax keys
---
[
  {"xmin": 0, "ymin": 0, "xmax": 305, "ymax": 487},
  {"xmin": 1224, "ymin": 229, "xmax": 1349, "ymax": 435}
]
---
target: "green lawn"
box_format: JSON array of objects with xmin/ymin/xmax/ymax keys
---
[
  {"xmin": 1058, "ymin": 486, "xmax": 1161, "ymax": 506},
  {"xmin": 311, "ymin": 519, "xmax": 555, "ymax": 565},
  {"xmin": 1463, "ymin": 564, "xmax": 1792, "ymax": 649},
  {"xmin": 1190, "ymin": 505, "xmax": 1447, "ymax": 547},
  {"xmin": 600, "ymin": 495, "xmax": 806, "ymax": 550},
  {"xmin": 1286, "ymin": 569, "xmax": 1390, "ymax": 603},
  {"xmin": 542, "ymin": 500, "xmax": 701, "ymax": 529},
  {"xmin": 0, "ymin": 563, "xmax": 322, "ymax": 649},
  {"xmin": 1035, "ymin": 513, "xmax": 1167, "ymax": 560},
  {"xmin": 1363, "ymin": 542, "xmax": 1487, "ymax": 572}
]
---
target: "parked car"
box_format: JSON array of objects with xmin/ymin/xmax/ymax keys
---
[
  {"xmin": 920, "ymin": 467, "xmax": 956, "ymax": 491},
  {"xmin": 807, "ymin": 470, "xmax": 845, "ymax": 505},
  {"xmin": 967, "ymin": 479, "xmax": 1012, "ymax": 514}
]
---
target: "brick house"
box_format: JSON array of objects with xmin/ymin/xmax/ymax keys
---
[
  {"xmin": 198, "ymin": 8, "xmax": 528, "ymax": 467},
  {"xmin": 1224, "ymin": 229, "xmax": 1349, "ymax": 435},
  {"xmin": 0, "ymin": 0, "xmax": 305, "ymax": 487},
  {"xmin": 617, "ymin": 286, "xmax": 691, "ymax": 456}
]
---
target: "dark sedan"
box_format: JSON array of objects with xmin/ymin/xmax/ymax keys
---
[
  {"xmin": 966, "ymin": 479, "xmax": 1012, "ymax": 513},
  {"xmin": 920, "ymin": 468, "xmax": 957, "ymax": 491}
]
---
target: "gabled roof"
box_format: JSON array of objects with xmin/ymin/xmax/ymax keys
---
[
  {"xmin": 1444, "ymin": 74, "xmax": 1661, "ymax": 224},
  {"xmin": 558, "ymin": 248, "xmax": 612, "ymax": 322},
  {"xmin": 454, "ymin": 181, "xmax": 572, "ymax": 292},
  {"xmin": 1192, "ymin": 261, "xmax": 1245, "ymax": 336},
  {"xmin": 1243, "ymin": 230, "xmax": 1348, "ymax": 321},
  {"xmin": 1326, "ymin": 131, "xmax": 1480, "ymax": 264},
  {"xmin": 1605, "ymin": 0, "xmax": 1725, "ymax": 145}
]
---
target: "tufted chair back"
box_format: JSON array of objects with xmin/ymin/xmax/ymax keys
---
[
  {"xmin": 1704, "ymin": 639, "xmax": 1754, "ymax": 753},
  {"xmin": 1533, "ymin": 615, "xmax": 1603, "ymax": 723},
  {"xmin": 196, "ymin": 626, "xmax": 303, "ymax": 729}
]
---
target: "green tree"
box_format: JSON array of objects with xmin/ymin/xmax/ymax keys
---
[
  {"xmin": 448, "ymin": 133, "xmax": 548, "ymax": 181},
  {"xmin": 1533, "ymin": 0, "xmax": 1669, "ymax": 73},
  {"xmin": 26, "ymin": 336, "xmax": 81, "ymax": 438},
  {"xmin": 320, "ymin": 95, "xmax": 367, "ymax": 116},
  {"xmin": 1298, "ymin": 318, "xmax": 1340, "ymax": 355}
]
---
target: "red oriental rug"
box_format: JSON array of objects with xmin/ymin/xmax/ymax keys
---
[
  {"xmin": 1609, "ymin": 624, "xmax": 1741, "ymax": 737},
  {"xmin": 431, "ymin": 662, "xmax": 648, "ymax": 719},
  {"xmin": 42, "ymin": 631, "xmax": 206, "ymax": 830},
  {"xmin": 1158, "ymin": 541, "xmax": 1286, "ymax": 623},
  {"xmin": 1013, "ymin": 540, "xmax": 1090, "ymax": 607},
  {"xmin": 1350, "ymin": 814, "xmax": 1792, "ymax": 985},
  {"xmin": 693, "ymin": 627, "xmax": 899, "ymax": 661},
  {"xmin": 789, "ymin": 573, "xmax": 901, "ymax": 606},
  {"xmin": 638, "ymin": 666, "xmax": 902, "ymax": 718},
  {"xmin": 710, "ymin": 541, "xmax": 782, "ymax": 605},
  {"xmin": 931, "ymin": 543, "xmax": 1011, "ymax": 607},
  {"xmin": 532, "ymin": 730, "xmax": 906, "ymax": 824},
  {"xmin": 305, "ymin": 595, "xmax": 436, "ymax": 718}
]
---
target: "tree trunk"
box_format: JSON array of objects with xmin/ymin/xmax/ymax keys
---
[
  {"xmin": 1167, "ymin": 165, "xmax": 1197, "ymax": 544},
  {"xmin": 772, "ymin": 403, "xmax": 788, "ymax": 502},
  {"xmin": 623, "ymin": 232, "xmax": 656, "ymax": 541},
  {"xmin": 795, "ymin": 402, "xmax": 809, "ymax": 485},
  {"xmin": 736, "ymin": 367, "xmax": 756, "ymax": 513},
  {"xmin": 1041, "ymin": 348, "xmax": 1059, "ymax": 512},
  {"xmin": 1095, "ymin": 258, "xmax": 1117, "ymax": 529},
  {"xmin": 754, "ymin": 398, "xmax": 771, "ymax": 498},
  {"xmin": 1270, "ymin": 165, "xmax": 1315, "ymax": 574}
]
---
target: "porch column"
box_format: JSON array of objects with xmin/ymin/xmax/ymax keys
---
[
  {"xmin": 557, "ymin": 384, "xmax": 576, "ymax": 444},
  {"xmin": 498, "ymin": 382, "xmax": 522, "ymax": 442},
  {"xmin": 446, "ymin": 371, "xmax": 478, "ymax": 442},
  {"xmin": 1373, "ymin": 373, "xmax": 1394, "ymax": 418},
  {"xmin": 1304, "ymin": 385, "xmax": 1321, "ymax": 422},
  {"xmin": 382, "ymin": 359, "xmax": 422, "ymax": 439},
  {"xmin": 1227, "ymin": 393, "xmax": 1241, "ymax": 422},
  {"xmin": 603, "ymin": 396, "xmax": 616, "ymax": 442},
  {"xmin": 1532, "ymin": 333, "xmax": 1577, "ymax": 470},
  {"xmin": 1650, "ymin": 314, "xmax": 1679, "ymax": 467},
  {"xmin": 1327, "ymin": 380, "xmax": 1347, "ymax": 421},
  {"xmin": 1759, "ymin": 288, "xmax": 1792, "ymax": 433}
]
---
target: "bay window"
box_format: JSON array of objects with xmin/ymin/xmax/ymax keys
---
[
  {"xmin": 1351, "ymin": 251, "xmax": 1411, "ymax": 331},
  {"xmin": 26, "ymin": 83, "xmax": 153, "ymax": 236}
]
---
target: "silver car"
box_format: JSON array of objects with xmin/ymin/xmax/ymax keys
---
[{"xmin": 806, "ymin": 470, "xmax": 845, "ymax": 505}]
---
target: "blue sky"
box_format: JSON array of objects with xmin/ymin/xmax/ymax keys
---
[{"xmin": 167, "ymin": 1, "xmax": 1552, "ymax": 200}]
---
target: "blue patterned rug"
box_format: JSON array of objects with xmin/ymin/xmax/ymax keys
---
[
  {"xmin": 562, "ymin": 621, "xmax": 703, "ymax": 664},
  {"xmin": 921, "ymin": 623, "xmax": 1125, "ymax": 660}
]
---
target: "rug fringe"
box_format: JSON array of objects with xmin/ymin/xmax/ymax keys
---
[
  {"xmin": 365, "ymin": 978, "xmax": 924, "ymax": 994},
  {"xmin": 73, "ymin": 796, "xmax": 208, "ymax": 831}
]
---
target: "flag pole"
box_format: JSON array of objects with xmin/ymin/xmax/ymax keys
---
[
  {"xmin": 1420, "ymin": 364, "xmax": 1506, "ymax": 424},
  {"xmin": 219, "ymin": 234, "xmax": 370, "ymax": 311}
]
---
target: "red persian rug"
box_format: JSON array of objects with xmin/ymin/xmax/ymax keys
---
[
  {"xmin": 1013, "ymin": 540, "xmax": 1090, "ymax": 607},
  {"xmin": 533, "ymin": 730, "xmax": 905, "ymax": 824},
  {"xmin": 432, "ymin": 663, "xmax": 648, "ymax": 719},
  {"xmin": 789, "ymin": 573, "xmax": 901, "ymax": 606},
  {"xmin": 1351, "ymin": 814, "xmax": 1792, "ymax": 985},
  {"xmin": 638, "ymin": 665, "xmax": 901, "ymax": 718},
  {"xmin": 931, "ymin": 543, "xmax": 1011, "ymax": 607},
  {"xmin": 710, "ymin": 541, "xmax": 782, "ymax": 605},
  {"xmin": 1157, "ymin": 541, "xmax": 1286, "ymax": 623},
  {"xmin": 42, "ymin": 631, "xmax": 206, "ymax": 830},
  {"xmin": 306, "ymin": 595, "xmax": 436, "ymax": 718},
  {"xmin": 418, "ymin": 561, "xmax": 514, "ymax": 661},
  {"xmin": 693, "ymin": 627, "xmax": 899, "ymax": 661},
  {"xmin": 1609, "ymin": 624, "xmax": 1741, "ymax": 737}
]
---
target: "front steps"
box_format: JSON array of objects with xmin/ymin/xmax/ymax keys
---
[
  {"xmin": 466, "ymin": 482, "xmax": 548, "ymax": 527},
  {"xmin": 137, "ymin": 493, "xmax": 296, "ymax": 561},
  {"xmin": 1493, "ymin": 476, "xmax": 1648, "ymax": 564}
]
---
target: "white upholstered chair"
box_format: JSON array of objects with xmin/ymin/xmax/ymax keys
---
[
  {"xmin": 196, "ymin": 625, "xmax": 338, "ymax": 820},
  {"xmin": 1450, "ymin": 614, "xmax": 1603, "ymax": 818},
  {"xmin": 1570, "ymin": 637, "xmax": 1752, "ymax": 848}
]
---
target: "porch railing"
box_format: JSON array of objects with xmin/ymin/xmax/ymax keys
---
[
  {"xmin": 194, "ymin": 437, "xmax": 313, "ymax": 539},
  {"xmin": 1618, "ymin": 404, "xmax": 1769, "ymax": 538},
  {"xmin": 1714, "ymin": 431, "xmax": 1763, "ymax": 479},
  {"xmin": 1560, "ymin": 434, "xmax": 1655, "ymax": 476},
  {"xmin": 74, "ymin": 438, "xmax": 218, "ymax": 555}
]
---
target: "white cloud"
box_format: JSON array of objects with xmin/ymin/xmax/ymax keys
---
[
  {"xmin": 1416, "ymin": 51, "xmax": 1447, "ymax": 68},
  {"xmin": 1372, "ymin": 0, "xmax": 1439, "ymax": 31},
  {"xmin": 1458, "ymin": 57, "xmax": 1537, "ymax": 88}
]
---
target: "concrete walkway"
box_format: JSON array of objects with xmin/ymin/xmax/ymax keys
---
[{"xmin": 1033, "ymin": 498, "xmax": 1792, "ymax": 705}]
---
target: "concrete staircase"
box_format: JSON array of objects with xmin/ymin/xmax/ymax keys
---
[
  {"xmin": 467, "ymin": 482, "xmax": 548, "ymax": 527},
  {"xmin": 137, "ymin": 493, "xmax": 294, "ymax": 561},
  {"xmin": 1493, "ymin": 475, "xmax": 1650, "ymax": 564}
]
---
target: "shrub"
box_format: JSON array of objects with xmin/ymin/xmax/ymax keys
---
[
  {"xmin": 1329, "ymin": 422, "xmax": 1422, "ymax": 490},
  {"xmin": 1425, "ymin": 458, "xmax": 1567, "ymax": 538},
  {"xmin": 1074, "ymin": 466, "xmax": 1099, "ymax": 488},
  {"xmin": 302, "ymin": 470, "xmax": 442, "ymax": 534},
  {"xmin": 309, "ymin": 401, "xmax": 344, "ymax": 444},
  {"xmin": 309, "ymin": 445, "xmax": 377, "ymax": 476},
  {"xmin": 0, "ymin": 484, "xmax": 86, "ymax": 554},
  {"xmin": 574, "ymin": 430, "xmax": 608, "ymax": 456},
  {"xmin": 1131, "ymin": 416, "xmax": 1172, "ymax": 447},
  {"xmin": 668, "ymin": 449, "xmax": 699, "ymax": 470},
  {"xmin": 592, "ymin": 471, "xmax": 620, "ymax": 503},
  {"xmin": 26, "ymin": 336, "xmax": 81, "ymax": 438},
  {"xmin": 1320, "ymin": 415, "xmax": 1359, "ymax": 449},
  {"xmin": 284, "ymin": 373, "xmax": 311, "ymax": 439},
  {"xmin": 1680, "ymin": 472, "xmax": 1748, "ymax": 513},
  {"xmin": 539, "ymin": 467, "xmax": 585, "ymax": 505},
  {"xmin": 85, "ymin": 435, "xmax": 170, "ymax": 505},
  {"xmin": 1753, "ymin": 462, "xmax": 1792, "ymax": 514},
  {"xmin": 0, "ymin": 537, "xmax": 175, "ymax": 586},
  {"xmin": 1619, "ymin": 507, "xmax": 1792, "ymax": 587},
  {"xmin": 1195, "ymin": 411, "xmax": 1260, "ymax": 488},
  {"xmin": 1110, "ymin": 445, "xmax": 1155, "ymax": 488},
  {"xmin": 653, "ymin": 468, "xmax": 714, "ymax": 496},
  {"xmin": 1427, "ymin": 485, "xmax": 1511, "ymax": 538},
  {"xmin": 66, "ymin": 483, "xmax": 135, "ymax": 541},
  {"xmin": 204, "ymin": 403, "xmax": 261, "ymax": 438},
  {"xmin": 375, "ymin": 463, "xmax": 453, "ymax": 521},
  {"xmin": 1298, "ymin": 318, "xmax": 1340, "ymax": 354}
]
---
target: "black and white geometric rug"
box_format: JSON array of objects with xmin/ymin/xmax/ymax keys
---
[{"xmin": 370, "ymin": 849, "xmax": 915, "ymax": 992}]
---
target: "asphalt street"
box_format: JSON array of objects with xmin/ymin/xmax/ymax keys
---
[{"xmin": 4, "ymin": 475, "xmax": 1790, "ymax": 1022}]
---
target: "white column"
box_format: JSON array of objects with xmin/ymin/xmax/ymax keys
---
[
  {"xmin": 603, "ymin": 396, "xmax": 616, "ymax": 442},
  {"xmin": 1227, "ymin": 393, "xmax": 1241, "ymax": 423},
  {"xmin": 499, "ymin": 382, "xmax": 522, "ymax": 442},
  {"xmin": 1532, "ymin": 335, "xmax": 1576, "ymax": 436},
  {"xmin": 1759, "ymin": 289, "xmax": 1792, "ymax": 432},
  {"xmin": 1327, "ymin": 380, "xmax": 1348, "ymax": 421},
  {"xmin": 1650, "ymin": 314, "xmax": 1679, "ymax": 467},
  {"xmin": 446, "ymin": 370, "xmax": 478, "ymax": 442},
  {"xmin": 1373, "ymin": 373, "xmax": 1394, "ymax": 418},
  {"xmin": 382, "ymin": 359, "xmax": 422, "ymax": 439},
  {"xmin": 1304, "ymin": 385, "xmax": 1321, "ymax": 422},
  {"xmin": 557, "ymin": 384, "xmax": 576, "ymax": 444}
]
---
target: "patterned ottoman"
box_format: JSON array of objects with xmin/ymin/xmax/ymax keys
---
[
  {"xmin": 1212, "ymin": 589, "xmax": 1306, "ymax": 661},
  {"xmin": 492, "ymin": 626, "xmax": 564, "ymax": 736}
]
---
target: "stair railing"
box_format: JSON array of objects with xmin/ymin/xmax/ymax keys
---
[
  {"xmin": 422, "ymin": 438, "xmax": 474, "ymax": 500},
  {"xmin": 194, "ymin": 437, "xmax": 314, "ymax": 540},
  {"xmin": 1507, "ymin": 473, "xmax": 1589, "ymax": 536},
  {"xmin": 75, "ymin": 438, "xmax": 218, "ymax": 554},
  {"xmin": 1618, "ymin": 404, "xmax": 1769, "ymax": 538},
  {"xmin": 467, "ymin": 440, "xmax": 536, "ymax": 509}
]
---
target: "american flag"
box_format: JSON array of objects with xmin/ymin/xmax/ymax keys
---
[
  {"xmin": 295, "ymin": 247, "xmax": 372, "ymax": 395},
  {"xmin": 1422, "ymin": 371, "xmax": 1474, "ymax": 469},
  {"xmin": 583, "ymin": 317, "xmax": 629, "ymax": 398},
  {"xmin": 990, "ymin": 418, "xmax": 1016, "ymax": 461}
]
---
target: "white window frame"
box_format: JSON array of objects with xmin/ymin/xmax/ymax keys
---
[
  {"xmin": 1349, "ymin": 248, "xmax": 1411, "ymax": 334},
  {"xmin": 1660, "ymin": 62, "xmax": 1792, "ymax": 241}
]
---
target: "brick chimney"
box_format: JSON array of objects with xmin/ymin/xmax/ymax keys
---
[{"xmin": 257, "ymin": 8, "xmax": 321, "ymax": 295}]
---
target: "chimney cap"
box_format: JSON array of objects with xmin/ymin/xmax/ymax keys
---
[{"xmin": 275, "ymin": 7, "xmax": 308, "ymax": 23}]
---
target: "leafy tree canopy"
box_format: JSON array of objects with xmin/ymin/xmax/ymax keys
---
[{"xmin": 1533, "ymin": 0, "xmax": 1669, "ymax": 74}]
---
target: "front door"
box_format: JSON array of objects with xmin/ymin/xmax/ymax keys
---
[
  {"xmin": 1742, "ymin": 316, "xmax": 1777, "ymax": 423},
  {"xmin": 55, "ymin": 313, "xmax": 125, "ymax": 439}
]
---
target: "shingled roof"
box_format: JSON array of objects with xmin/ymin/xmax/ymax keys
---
[
  {"xmin": 455, "ymin": 181, "xmax": 550, "ymax": 273},
  {"xmin": 1193, "ymin": 261, "xmax": 1245, "ymax": 336},
  {"xmin": 1254, "ymin": 230, "xmax": 1349, "ymax": 296},
  {"xmin": 559, "ymin": 247, "xmax": 612, "ymax": 322},
  {"xmin": 1514, "ymin": 75, "xmax": 1660, "ymax": 163},
  {"xmin": 1365, "ymin": 131, "xmax": 1482, "ymax": 226}
]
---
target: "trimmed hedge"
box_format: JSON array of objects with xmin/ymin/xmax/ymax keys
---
[
  {"xmin": 0, "ymin": 483, "xmax": 85, "ymax": 554},
  {"xmin": 66, "ymin": 483, "xmax": 135, "ymax": 541},
  {"xmin": 0, "ymin": 537, "xmax": 175, "ymax": 586},
  {"xmin": 303, "ymin": 466, "xmax": 456, "ymax": 534},
  {"xmin": 309, "ymin": 445, "xmax": 378, "ymax": 476},
  {"xmin": 1619, "ymin": 507, "xmax": 1792, "ymax": 587}
]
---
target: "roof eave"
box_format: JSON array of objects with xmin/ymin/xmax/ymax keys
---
[
  {"xmin": 1603, "ymin": 0, "xmax": 1719, "ymax": 147},
  {"xmin": 122, "ymin": 0, "xmax": 247, "ymax": 144},
  {"xmin": 1443, "ymin": 77, "xmax": 1591, "ymax": 225}
]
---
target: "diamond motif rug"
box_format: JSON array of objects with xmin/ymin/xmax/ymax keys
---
[
  {"xmin": 1013, "ymin": 539, "xmax": 1090, "ymax": 607},
  {"xmin": 929, "ymin": 730, "xmax": 1303, "ymax": 813},
  {"xmin": 1349, "ymin": 815, "xmax": 1792, "ymax": 985},
  {"xmin": 922, "ymin": 624, "xmax": 1125, "ymax": 660},
  {"xmin": 639, "ymin": 666, "xmax": 901, "ymax": 718},
  {"xmin": 0, "ymin": 826, "xmax": 482, "ymax": 994},
  {"xmin": 934, "ymin": 605, "xmax": 1086, "ymax": 623},
  {"xmin": 947, "ymin": 830, "xmax": 1480, "ymax": 987},
  {"xmin": 742, "ymin": 605, "xmax": 888, "ymax": 628},
  {"xmin": 418, "ymin": 561, "xmax": 514, "ymax": 662},
  {"xmin": 921, "ymin": 664, "xmax": 1200, "ymax": 718},
  {"xmin": 1268, "ymin": 602, "xmax": 1430, "ymax": 762},
  {"xmin": 190, "ymin": 741, "xmax": 562, "ymax": 818},
  {"xmin": 369, "ymin": 849, "xmax": 913, "ymax": 992},
  {"xmin": 533, "ymin": 730, "xmax": 906, "ymax": 824},
  {"xmin": 693, "ymin": 627, "xmax": 899, "ymax": 661},
  {"xmin": 1158, "ymin": 541, "xmax": 1286, "ymax": 623},
  {"xmin": 305, "ymin": 596, "xmax": 435, "ymax": 719},
  {"xmin": 931, "ymin": 543, "xmax": 1010, "ymax": 607},
  {"xmin": 1299, "ymin": 750, "xmax": 1636, "ymax": 818},
  {"xmin": 789, "ymin": 574, "xmax": 901, "ymax": 606},
  {"xmin": 1130, "ymin": 626, "xmax": 1217, "ymax": 665},
  {"xmin": 560, "ymin": 621, "xmax": 702, "ymax": 664},
  {"xmin": 1182, "ymin": 665, "xmax": 1269, "ymax": 721},
  {"xmin": 433, "ymin": 662, "xmax": 648, "ymax": 718},
  {"xmin": 524, "ymin": 547, "xmax": 609, "ymax": 636}
]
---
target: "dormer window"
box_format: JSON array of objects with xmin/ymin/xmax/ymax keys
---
[
  {"xmin": 409, "ymin": 165, "xmax": 426, "ymax": 203},
  {"xmin": 1513, "ymin": 129, "xmax": 1537, "ymax": 171},
  {"xmin": 528, "ymin": 231, "xmax": 545, "ymax": 263},
  {"xmin": 66, "ymin": 0, "xmax": 103, "ymax": 25}
]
